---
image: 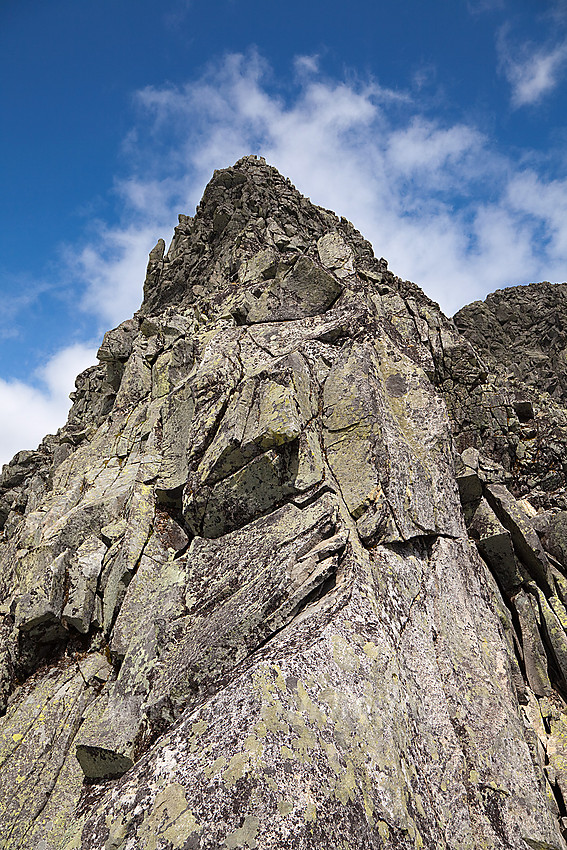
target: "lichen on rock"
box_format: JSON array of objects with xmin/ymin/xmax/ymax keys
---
[{"xmin": 1, "ymin": 155, "xmax": 567, "ymax": 849}]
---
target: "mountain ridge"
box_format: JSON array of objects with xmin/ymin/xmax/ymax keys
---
[{"xmin": 1, "ymin": 155, "xmax": 567, "ymax": 849}]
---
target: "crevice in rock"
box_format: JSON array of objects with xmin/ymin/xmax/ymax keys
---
[
  {"xmin": 552, "ymin": 777, "xmax": 567, "ymax": 823},
  {"xmin": 10, "ymin": 625, "xmax": 103, "ymax": 702},
  {"xmin": 291, "ymin": 484, "xmax": 336, "ymax": 510},
  {"xmin": 154, "ymin": 498, "xmax": 193, "ymax": 555},
  {"xmin": 252, "ymin": 571, "xmax": 339, "ymax": 659}
]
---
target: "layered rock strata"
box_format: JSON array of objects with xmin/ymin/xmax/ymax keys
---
[{"xmin": 0, "ymin": 156, "xmax": 567, "ymax": 848}]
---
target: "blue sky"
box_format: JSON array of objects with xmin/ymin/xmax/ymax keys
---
[{"xmin": 1, "ymin": 0, "xmax": 567, "ymax": 465}]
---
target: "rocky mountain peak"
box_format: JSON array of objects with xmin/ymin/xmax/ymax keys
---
[
  {"xmin": 140, "ymin": 154, "xmax": 383, "ymax": 319},
  {"xmin": 2, "ymin": 159, "xmax": 567, "ymax": 849}
]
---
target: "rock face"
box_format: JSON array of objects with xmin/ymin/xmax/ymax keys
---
[
  {"xmin": 454, "ymin": 285, "xmax": 567, "ymax": 508},
  {"xmin": 455, "ymin": 282, "xmax": 567, "ymax": 405},
  {"xmin": 1, "ymin": 156, "xmax": 567, "ymax": 849}
]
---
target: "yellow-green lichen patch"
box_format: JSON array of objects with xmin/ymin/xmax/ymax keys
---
[
  {"xmin": 244, "ymin": 734, "xmax": 264, "ymax": 760},
  {"xmin": 254, "ymin": 381, "xmax": 302, "ymax": 450},
  {"xmin": 322, "ymin": 740, "xmax": 343, "ymax": 776},
  {"xmin": 287, "ymin": 712, "xmax": 318, "ymax": 761},
  {"xmin": 414, "ymin": 793, "xmax": 426, "ymax": 818},
  {"xmin": 331, "ymin": 634, "xmax": 361, "ymax": 674},
  {"xmin": 136, "ymin": 783, "xmax": 202, "ymax": 850},
  {"xmin": 104, "ymin": 814, "xmax": 129, "ymax": 850},
  {"xmin": 334, "ymin": 757, "xmax": 358, "ymax": 805},
  {"xmin": 258, "ymin": 698, "xmax": 289, "ymax": 735},
  {"xmin": 277, "ymin": 800, "xmax": 294, "ymax": 815},
  {"xmin": 304, "ymin": 800, "xmax": 317, "ymax": 822},
  {"xmin": 295, "ymin": 681, "xmax": 327, "ymax": 728},
  {"xmin": 222, "ymin": 751, "xmax": 251, "ymax": 786},
  {"xmin": 252, "ymin": 667, "xmax": 291, "ymax": 736},
  {"xmin": 224, "ymin": 815, "xmax": 260, "ymax": 848},
  {"xmin": 362, "ymin": 788, "xmax": 375, "ymax": 824},
  {"xmin": 61, "ymin": 820, "xmax": 85, "ymax": 850},
  {"xmin": 362, "ymin": 640, "xmax": 382, "ymax": 660},
  {"xmin": 318, "ymin": 686, "xmax": 342, "ymax": 712},
  {"xmin": 548, "ymin": 712, "xmax": 567, "ymax": 777},
  {"xmin": 191, "ymin": 718, "xmax": 208, "ymax": 736},
  {"xmin": 264, "ymin": 773, "xmax": 280, "ymax": 793},
  {"xmin": 188, "ymin": 719, "xmax": 209, "ymax": 753},
  {"xmin": 254, "ymin": 720, "xmax": 268, "ymax": 738},
  {"xmin": 271, "ymin": 663, "xmax": 287, "ymax": 692},
  {"xmin": 204, "ymin": 755, "xmax": 227, "ymax": 779}
]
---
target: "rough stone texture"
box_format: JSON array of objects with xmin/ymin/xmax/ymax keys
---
[
  {"xmin": 1, "ymin": 156, "xmax": 567, "ymax": 848},
  {"xmin": 455, "ymin": 282, "xmax": 567, "ymax": 405},
  {"xmin": 455, "ymin": 284, "xmax": 567, "ymax": 508}
]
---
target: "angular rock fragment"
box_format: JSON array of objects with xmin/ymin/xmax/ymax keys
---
[
  {"xmin": 543, "ymin": 511, "xmax": 567, "ymax": 570},
  {"xmin": 230, "ymin": 255, "xmax": 343, "ymax": 324},
  {"xmin": 548, "ymin": 710, "xmax": 567, "ymax": 804},
  {"xmin": 468, "ymin": 497, "xmax": 526, "ymax": 593},
  {"xmin": 62, "ymin": 535, "xmax": 106, "ymax": 633},
  {"xmin": 0, "ymin": 653, "xmax": 112, "ymax": 847},
  {"xmin": 485, "ymin": 483, "xmax": 552, "ymax": 592},
  {"xmin": 513, "ymin": 588, "xmax": 553, "ymax": 697},
  {"xmin": 156, "ymin": 380, "xmax": 195, "ymax": 493},
  {"xmin": 535, "ymin": 586, "xmax": 567, "ymax": 691},
  {"xmin": 75, "ymin": 744, "xmax": 134, "ymax": 782},
  {"xmin": 322, "ymin": 335, "xmax": 461, "ymax": 543},
  {"xmin": 317, "ymin": 231, "xmax": 355, "ymax": 278},
  {"xmin": 455, "ymin": 447, "xmax": 483, "ymax": 503},
  {"xmin": 14, "ymin": 548, "xmax": 68, "ymax": 642}
]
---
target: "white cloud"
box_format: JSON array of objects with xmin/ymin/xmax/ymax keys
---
[
  {"xmin": 0, "ymin": 343, "xmax": 97, "ymax": 468},
  {"xmin": 92, "ymin": 51, "xmax": 565, "ymax": 317},
  {"xmin": 506, "ymin": 170, "xmax": 567, "ymax": 262},
  {"xmin": 384, "ymin": 119, "xmax": 486, "ymax": 189},
  {"xmin": 498, "ymin": 29, "xmax": 567, "ymax": 107},
  {"xmin": 73, "ymin": 223, "xmax": 162, "ymax": 326},
  {"xmin": 62, "ymin": 51, "xmax": 567, "ymax": 328}
]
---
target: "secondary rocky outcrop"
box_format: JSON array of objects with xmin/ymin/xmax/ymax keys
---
[{"xmin": 1, "ymin": 156, "xmax": 567, "ymax": 849}]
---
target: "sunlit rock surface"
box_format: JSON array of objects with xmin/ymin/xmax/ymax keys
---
[{"xmin": 1, "ymin": 156, "xmax": 567, "ymax": 848}]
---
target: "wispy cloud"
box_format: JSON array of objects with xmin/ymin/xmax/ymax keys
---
[
  {"xmin": 0, "ymin": 343, "xmax": 97, "ymax": 467},
  {"xmin": 498, "ymin": 27, "xmax": 567, "ymax": 107},
  {"xmin": 0, "ymin": 274, "xmax": 53, "ymax": 340},
  {"xmin": 163, "ymin": 0, "xmax": 193, "ymax": 30},
  {"xmin": 467, "ymin": 0, "xmax": 505, "ymax": 14},
  {"xmin": 71, "ymin": 222, "xmax": 164, "ymax": 326},
  {"xmin": 506, "ymin": 171, "xmax": 567, "ymax": 260},
  {"xmin": 294, "ymin": 55, "xmax": 320, "ymax": 76}
]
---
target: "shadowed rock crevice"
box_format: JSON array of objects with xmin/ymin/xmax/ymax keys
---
[{"xmin": 2, "ymin": 156, "xmax": 567, "ymax": 848}]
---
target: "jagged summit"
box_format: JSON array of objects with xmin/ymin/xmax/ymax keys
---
[
  {"xmin": 140, "ymin": 154, "xmax": 386, "ymax": 318},
  {"xmin": 1, "ymin": 159, "xmax": 567, "ymax": 849}
]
